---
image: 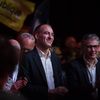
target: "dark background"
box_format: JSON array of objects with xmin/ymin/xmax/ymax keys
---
[
  {"xmin": 0, "ymin": 0, "xmax": 100, "ymax": 43},
  {"xmin": 50, "ymin": 0, "xmax": 100, "ymax": 42}
]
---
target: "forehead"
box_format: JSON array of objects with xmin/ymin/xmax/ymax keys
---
[
  {"xmin": 84, "ymin": 39, "xmax": 99, "ymax": 45},
  {"xmin": 39, "ymin": 25, "xmax": 53, "ymax": 32}
]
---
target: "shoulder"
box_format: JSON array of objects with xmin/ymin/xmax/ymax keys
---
[
  {"xmin": 51, "ymin": 51, "xmax": 61, "ymax": 62},
  {"xmin": 69, "ymin": 57, "xmax": 84, "ymax": 65},
  {"xmin": 23, "ymin": 48, "xmax": 38, "ymax": 57},
  {"xmin": 97, "ymin": 57, "xmax": 100, "ymax": 61},
  {"xmin": 97, "ymin": 57, "xmax": 100, "ymax": 65},
  {"xmin": 67, "ymin": 57, "xmax": 85, "ymax": 70}
]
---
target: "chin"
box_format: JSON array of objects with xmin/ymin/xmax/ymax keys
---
[
  {"xmin": 91, "ymin": 56, "xmax": 97, "ymax": 59},
  {"xmin": 47, "ymin": 44, "xmax": 52, "ymax": 48}
]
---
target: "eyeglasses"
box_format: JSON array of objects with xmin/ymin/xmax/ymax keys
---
[{"xmin": 41, "ymin": 31, "xmax": 54, "ymax": 36}]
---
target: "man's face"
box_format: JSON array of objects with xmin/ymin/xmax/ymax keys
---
[
  {"xmin": 36, "ymin": 25, "xmax": 54, "ymax": 49},
  {"xmin": 83, "ymin": 39, "xmax": 99, "ymax": 59}
]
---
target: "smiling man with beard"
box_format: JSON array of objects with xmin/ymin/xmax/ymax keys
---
[{"xmin": 19, "ymin": 24, "xmax": 68, "ymax": 100}]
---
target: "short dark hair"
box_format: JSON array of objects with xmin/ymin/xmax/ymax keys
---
[
  {"xmin": 33, "ymin": 24, "xmax": 44, "ymax": 37},
  {"xmin": 33, "ymin": 24, "xmax": 52, "ymax": 36}
]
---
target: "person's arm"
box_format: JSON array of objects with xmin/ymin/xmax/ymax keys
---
[
  {"xmin": 19, "ymin": 53, "xmax": 48, "ymax": 96},
  {"xmin": 66, "ymin": 62, "xmax": 94, "ymax": 95}
]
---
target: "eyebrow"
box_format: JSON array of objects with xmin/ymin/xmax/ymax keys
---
[{"xmin": 85, "ymin": 45, "xmax": 99, "ymax": 48}]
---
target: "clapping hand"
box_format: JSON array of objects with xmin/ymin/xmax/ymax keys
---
[{"xmin": 11, "ymin": 77, "xmax": 28, "ymax": 92}]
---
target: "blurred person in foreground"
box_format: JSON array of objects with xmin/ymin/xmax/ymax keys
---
[
  {"xmin": 19, "ymin": 24, "xmax": 68, "ymax": 100},
  {"xmin": 0, "ymin": 38, "xmax": 26, "ymax": 100},
  {"xmin": 61, "ymin": 36, "xmax": 80, "ymax": 67},
  {"xmin": 3, "ymin": 39, "xmax": 27, "ymax": 93},
  {"xmin": 66, "ymin": 34, "xmax": 100, "ymax": 100}
]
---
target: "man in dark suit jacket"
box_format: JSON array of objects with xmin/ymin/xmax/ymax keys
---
[
  {"xmin": 66, "ymin": 34, "xmax": 100, "ymax": 100},
  {"xmin": 19, "ymin": 24, "xmax": 68, "ymax": 100}
]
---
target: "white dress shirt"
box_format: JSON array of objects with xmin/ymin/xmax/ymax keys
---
[{"xmin": 37, "ymin": 48, "xmax": 55, "ymax": 90}]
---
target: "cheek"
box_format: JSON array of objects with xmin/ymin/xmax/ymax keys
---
[
  {"xmin": 50, "ymin": 35, "xmax": 54, "ymax": 39},
  {"xmin": 38, "ymin": 36, "xmax": 45, "ymax": 43},
  {"xmin": 84, "ymin": 48, "xmax": 90, "ymax": 54},
  {"xmin": 87, "ymin": 48, "xmax": 91, "ymax": 51},
  {"xmin": 52, "ymin": 37, "xmax": 54, "ymax": 41}
]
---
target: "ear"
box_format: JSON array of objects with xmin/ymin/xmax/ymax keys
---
[{"xmin": 35, "ymin": 34, "xmax": 38, "ymax": 39}]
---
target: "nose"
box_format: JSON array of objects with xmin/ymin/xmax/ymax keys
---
[
  {"xmin": 91, "ymin": 47, "xmax": 96, "ymax": 52},
  {"xmin": 48, "ymin": 33, "xmax": 54, "ymax": 39}
]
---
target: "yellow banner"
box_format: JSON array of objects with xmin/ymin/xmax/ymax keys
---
[{"xmin": 0, "ymin": 0, "xmax": 35, "ymax": 31}]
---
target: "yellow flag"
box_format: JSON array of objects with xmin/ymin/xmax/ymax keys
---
[{"xmin": 0, "ymin": 0, "xmax": 35, "ymax": 31}]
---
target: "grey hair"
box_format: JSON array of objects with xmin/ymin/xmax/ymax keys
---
[
  {"xmin": 82, "ymin": 34, "xmax": 100, "ymax": 44},
  {"xmin": 18, "ymin": 32, "xmax": 35, "ymax": 41}
]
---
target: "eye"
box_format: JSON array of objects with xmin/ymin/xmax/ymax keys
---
[
  {"xmin": 43, "ymin": 31, "xmax": 49, "ymax": 35},
  {"xmin": 43, "ymin": 31, "xmax": 54, "ymax": 36},
  {"xmin": 86, "ymin": 45, "xmax": 99, "ymax": 49}
]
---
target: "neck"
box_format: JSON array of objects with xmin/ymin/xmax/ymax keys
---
[
  {"xmin": 37, "ymin": 46, "xmax": 50, "ymax": 55},
  {"xmin": 85, "ymin": 56, "xmax": 96, "ymax": 64}
]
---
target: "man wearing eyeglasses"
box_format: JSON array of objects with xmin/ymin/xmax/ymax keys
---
[{"xmin": 66, "ymin": 34, "xmax": 100, "ymax": 100}]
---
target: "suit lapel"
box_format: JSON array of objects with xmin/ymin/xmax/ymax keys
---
[
  {"xmin": 80, "ymin": 58, "xmax": 91, "ymax": 85},
  {"xmin": 32, "ymin": 48, "xmax": 47, "ymax": 83},
  {"xmin": 96, "ymin": 59, "xmax": 100, "ymax": 85},
  {"xmin": 51, "ymin": 53, "xmax": 56, "ymax": 81},
  {"xmin": 50, "ymin": 52, "xmax": 61, "ymax": 87}
]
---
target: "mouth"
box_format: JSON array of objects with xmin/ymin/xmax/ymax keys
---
[{"xmin": 47, "ymin": 39, "xmax": 53, "ymax": 43}]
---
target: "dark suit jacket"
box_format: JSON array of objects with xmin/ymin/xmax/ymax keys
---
[
  {"xmin": 19, "ymin": 48, "xmax": 63, "ymax": 99},
  {"xmin": 66, "ymin": 57, "xmax": 100, "ymax": 100}
]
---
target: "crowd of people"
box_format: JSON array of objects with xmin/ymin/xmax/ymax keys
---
[{"xmin": 0, "ymin": 24, "xmax": 100, "ymax": 100}]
